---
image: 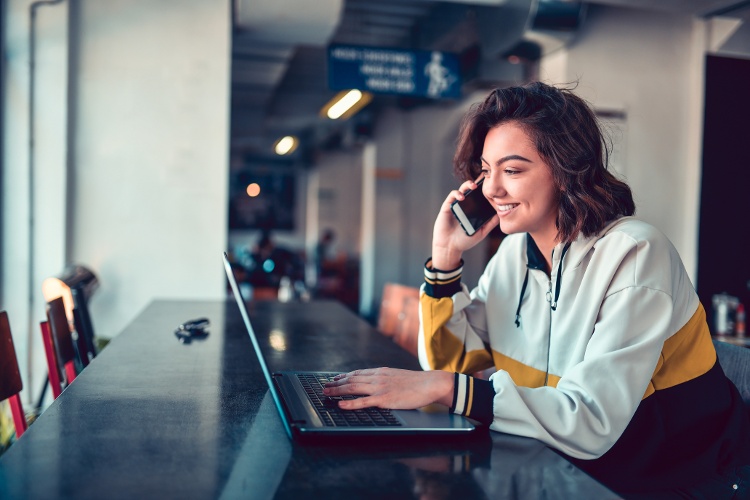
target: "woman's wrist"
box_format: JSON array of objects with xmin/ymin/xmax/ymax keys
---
[
  {"xmin": 434, "ymin": 370, "xmax": 456, "ymax": 407},
  {"xmin": 431, "ymin": 248, "xmax": 463, "ymax": 270}
]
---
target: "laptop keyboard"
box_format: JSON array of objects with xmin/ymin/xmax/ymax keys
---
[{"xmin": 298, "ymin": 373, "xmax": 402, "ymax": 427}]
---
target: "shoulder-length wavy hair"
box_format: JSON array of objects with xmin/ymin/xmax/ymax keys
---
[{"xmin": 453, "ymin": 82, "xmax": 635, "ymax": 243}]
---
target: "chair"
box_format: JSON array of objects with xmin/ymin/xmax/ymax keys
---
[
  {"xmin": 712, "ymin": 339, "xmax": 750, "ymax": 410},
  {"xmin": 42, "ymin": 265, "xmax": 99, "ymax": 364},
  {"xmin": 0, "ymin": 311, "xmax": 29, "ymax": 439},
  {"xmin": 39, "ymin": 322, "xmax": 64, "ymax": 400},
  {"xmin": 251, "ymin": 286, "xmax": 280, "ymax": 301},
  {"xmin": 40, "ymin": 297, "xmax": 79, "ymax": 399},
  {"xmin": 377, "ymin": 283, "xmax": 421, "ymax": 356}
]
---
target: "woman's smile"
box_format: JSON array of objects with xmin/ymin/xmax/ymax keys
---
[{"xmin": 496, "ymin": 203, "xmax": 519, "ymax": 214}]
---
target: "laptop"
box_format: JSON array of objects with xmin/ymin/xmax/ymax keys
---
[{"xmin": 223, "ymin": 252, "xmax": 476, "ymax": 439}]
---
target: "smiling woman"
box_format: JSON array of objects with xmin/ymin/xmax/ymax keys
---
[{"xmin": 324, "ymin": 82, "xmax": 750, "ymax": 498}]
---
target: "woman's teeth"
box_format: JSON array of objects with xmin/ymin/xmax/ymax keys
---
[{"xmin": 497, "ymin": 204, "xmax": 519, "ymax": 212}]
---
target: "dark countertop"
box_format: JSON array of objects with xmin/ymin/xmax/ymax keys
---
[{"xmin": 0, "ymin": 299, "xmax": 618, "ymax": 499}]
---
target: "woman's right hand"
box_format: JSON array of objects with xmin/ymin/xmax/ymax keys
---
[{"xmin": 431, "ymin": 179, "xmax": 498, "ymax": 270}]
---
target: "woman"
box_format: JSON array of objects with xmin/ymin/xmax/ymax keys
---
[{"xmin": 324, "ymin": 82, "xmax": 750, "ymax": 496}]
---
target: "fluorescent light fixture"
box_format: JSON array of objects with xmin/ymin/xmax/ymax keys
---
[
  {"xmin": 328, "ymin": 90, "xmax": 362, "ymax": 119},
  {"xmin": 321, "ymin": 89, "xmax": 373, "ymax": 120},
  {"xmin": 274, "ymin": 135, "xmax": 298, "ymax": 155}
]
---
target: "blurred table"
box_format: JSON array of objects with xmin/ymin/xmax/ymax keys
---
[{"xmin": 0, "ymin": 299, "xmax": 618, "ymax": 499}]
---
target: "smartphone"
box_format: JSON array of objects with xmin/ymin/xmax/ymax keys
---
[{"xmin": 450, "ymin": 179, "xmax": 496, "ymax": 236}]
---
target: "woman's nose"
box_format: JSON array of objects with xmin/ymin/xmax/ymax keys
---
[{"xmin": 482, "ymin": 174, "xmax": 505, "ymax": 198}]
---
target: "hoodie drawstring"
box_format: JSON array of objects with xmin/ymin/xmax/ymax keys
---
[
  {"xmin": 550, "ymin": 242, "xmax": 571, "ymax": 311},
  {"xmin": 515, "ymin": 269, "xmax": 529, "ymax": 327},
  {"xmin": 515, "ymin": 241, "xmax": 571, "ymax": 327}
]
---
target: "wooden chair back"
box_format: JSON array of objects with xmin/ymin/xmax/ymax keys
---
[
  {"xmin": 0, "ymin": 311, "xmax": 28, "ymax": 438},
  {"xmin": 377, "ymin": 283, "xmax": 421, "ymax": 357},
  {"xmin": 46, "ymin": 297, "xmax": 79, "ymax": 391}
]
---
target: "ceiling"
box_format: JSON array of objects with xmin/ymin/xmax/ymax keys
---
[{"xmin": 229, "ymin": 0, "xmax": 750, "ymax": 164}]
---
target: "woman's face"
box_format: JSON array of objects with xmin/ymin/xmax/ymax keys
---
[{"xmin": 480, "ymin": 122, "xmax": 559, "ymax": 246}]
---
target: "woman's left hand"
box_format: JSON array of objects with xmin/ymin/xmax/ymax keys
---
[{"xmin": 323, "ymin": 367, "xmax": 454, "ymax": 410}]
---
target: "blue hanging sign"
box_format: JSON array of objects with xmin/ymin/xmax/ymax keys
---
[{"xmin": 327, "ymin": 44, "xmax": 461, "ymax": 99}]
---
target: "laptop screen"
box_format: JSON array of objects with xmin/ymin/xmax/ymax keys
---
[{"xmin": 223, "ymin": 252, "xmax": 293, "ymax": 437}]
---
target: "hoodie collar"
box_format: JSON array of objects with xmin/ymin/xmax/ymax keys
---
[
  {"xmin": 525, "ymin": 233, "xmax": 546, "ymax": 271},
  {"xmin": 515, "ymin": 218, "xmax": 627, "ymax": 327},
  {"xmin": 516, "ymin": 233, "xmax": 571, "ymax": 327}
]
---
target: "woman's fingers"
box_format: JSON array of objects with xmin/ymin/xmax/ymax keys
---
[
  {"xmin": 323, "ymin": 368, "xmax": 454, "ymax": 410},
  {"xmin": 444, "ymin": 181, "xmax": 478, "ymax": 206},
  {"xmin": 338, "ymin": 396, "xmax": 378, "ymax": 410},
  {"xmin": 324, "ymin": 370, "xmax": 388, "ymax": 409},
  {"xmin": 326, "ymin": 369, "xmax": 385, "ymax": 392},
  {"xmin": 332, "ymin": 367, "xmax": 379, "ymax": 381},
  {"xmin": 325, "ymin": 368, "xmax": 395, "ymax": 397}
]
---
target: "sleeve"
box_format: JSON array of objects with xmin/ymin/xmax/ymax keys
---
[
  {"xmin": 417, "ymin": 258, "xmax": 495, "ymax": 375},
  {"xmin": 449, "ymin": 372, "xmax": 496, "ymax": 425},
  {"xmin": 488, "ymin": 285, "xmax": 676, "ymax": 460}
]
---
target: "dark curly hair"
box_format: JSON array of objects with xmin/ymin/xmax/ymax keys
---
[{"xmin": 453, "ymin": 82, "xmax": 635, "ymax": 243}]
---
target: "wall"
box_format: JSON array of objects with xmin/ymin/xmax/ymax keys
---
[
  {"xmin": 540, "ymin": 6, "xmax": 704, "ymax": 281},
  {"xmin": 2, "ymin": 0, "xmax": 231, "ymax": 404},
  {"xmin": 315, "ymin": 148, "xmax": 363, "ymax": 258},
  {"xmin": 3, "ymin": 0, "xmax": 71, "ymax": 405},
  {"xmin": 72, "ymin": 0, "xmax": 231, "ymax": 337}
]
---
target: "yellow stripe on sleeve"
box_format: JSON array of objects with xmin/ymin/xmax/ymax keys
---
[
  {"xmin": 420, "ymin": 294, "xmax": 494, "ymax": 373},
  {"xmin": 466, "ymin": 376, "xmax": 474, "ymax": 416},
  {"xmin": 644, "ymin": 303, "xmax": 716, "ymax": 399}
]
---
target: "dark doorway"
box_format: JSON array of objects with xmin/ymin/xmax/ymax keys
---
[{"xmin": 697, "ymin": 55, "xmax": 750, "ymax": 333}]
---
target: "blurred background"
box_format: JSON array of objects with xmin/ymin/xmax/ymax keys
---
[{"xmin": 2, "ymin": 0, "xmax": 749, "ymax": 406}]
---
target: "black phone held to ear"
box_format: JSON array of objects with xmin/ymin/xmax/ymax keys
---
[{"xmin": 450, "ymin": 180, "xmax": 496, "ymax": 236}]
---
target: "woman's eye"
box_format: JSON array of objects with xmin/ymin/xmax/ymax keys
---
[
  {"xmin": 504, "ymin": 169, "xmax": 520, "ymax": 175},
  {"xmin": 479, "ymin": 169, "xmax": 489, "ymax": 178}
]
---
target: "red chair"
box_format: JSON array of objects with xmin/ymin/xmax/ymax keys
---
[
  {"xmin": 0, "ymin": 311, "xmax": 29, "ymax": 439},
  {"xmin": 378, "ymin": 283, "xmax": 421, "ymax": 356},
  {"xmin": 39, "ymin": 321, "xmax": 64, "ymax": 399},
  {"xmin": 40, "ymin": 297, "xmax": 78, "ymax": 399}
]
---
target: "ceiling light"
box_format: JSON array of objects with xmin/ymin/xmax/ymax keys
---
[
  {"xmin": 328, "ymin": 90, "xmax": 361, "ymax": 119},
  {"xmin": 274, "ymin": 135, "xmax": 298, "ymax": 155},
  {"xmin": 321, "ymin": 89, "xmax": 373, "ymax": 120}
]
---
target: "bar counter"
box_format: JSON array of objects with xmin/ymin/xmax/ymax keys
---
[{"xmin": 0, "ymin": 299, "xmax": 618, "ymax": 499}]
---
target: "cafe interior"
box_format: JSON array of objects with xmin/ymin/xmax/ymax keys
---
[{"xmin": 2, "ymin": 0, "xmax": 750, "ymax": 497}]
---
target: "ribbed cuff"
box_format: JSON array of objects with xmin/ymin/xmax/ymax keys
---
[
  {"xmin": 449, "ymin": 372, "xmax": 495, "ymax": 425},
  {"xmin": 423, "ymin": 258, "xmax": 463, "ymax": 298}
]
